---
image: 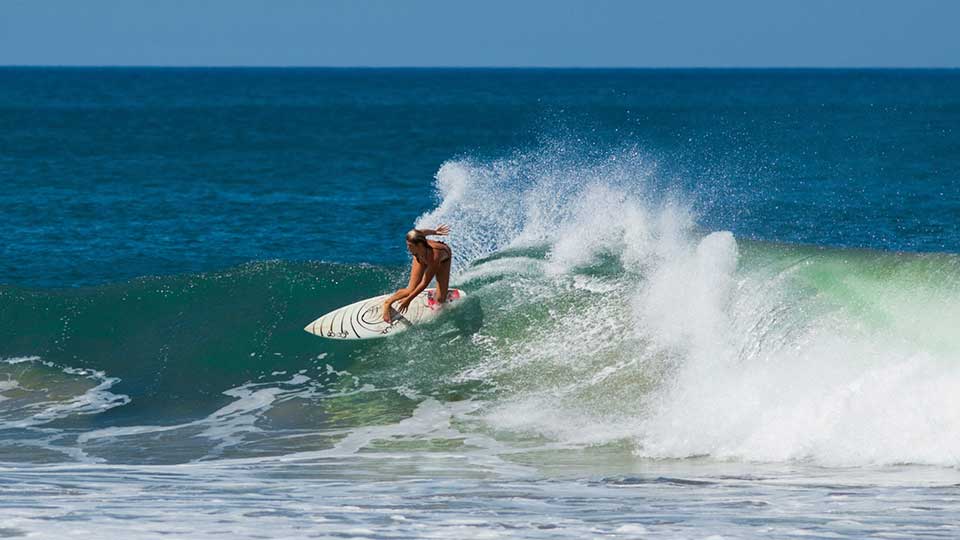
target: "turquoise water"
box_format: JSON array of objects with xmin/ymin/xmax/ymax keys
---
[{"xmin": 2, "ymin": 68, "xmax": 960, "ymax": 538}]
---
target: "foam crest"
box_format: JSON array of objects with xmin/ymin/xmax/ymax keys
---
[{"xmin": 636, "ymin": 250, "xmax": 960, "ymax": 466}]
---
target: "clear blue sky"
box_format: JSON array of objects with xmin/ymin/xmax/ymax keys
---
[{"xmin": 1, "ymin": 0, "xmax": 958, "ymax": 67}]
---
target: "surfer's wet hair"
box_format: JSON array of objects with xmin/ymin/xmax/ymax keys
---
[{"xmin": 405, "ymin": 229, "xmax": 427, "ymax": 245}]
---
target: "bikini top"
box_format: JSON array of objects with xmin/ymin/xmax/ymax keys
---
[{"xmin": 415, "ymin": 241, "xmax": 451, "ymax": 264}]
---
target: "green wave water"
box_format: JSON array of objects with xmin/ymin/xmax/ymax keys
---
[{"xmin": 3, "ymin": 237, "xmax": 959, "ymax": 466}]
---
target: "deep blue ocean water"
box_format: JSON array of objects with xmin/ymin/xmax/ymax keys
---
[
  {"xmin": 1, "ymin": 68, "xmax": 959, "ymax": 539},
  {"xmin": 2, "ymin": 68, "xmax": 958, "ymax": 287}
]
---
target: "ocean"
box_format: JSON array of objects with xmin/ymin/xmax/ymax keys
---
[{"xmin": 1, "ymin": 67, "xmax": 959, "ymax": 538}]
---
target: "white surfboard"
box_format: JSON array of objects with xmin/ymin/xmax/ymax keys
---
[{"xmin": 304, "ymin": 288, "xmax": 466, "ymax": 339}]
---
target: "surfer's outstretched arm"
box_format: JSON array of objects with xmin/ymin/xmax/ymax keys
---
[{"xmin": 416, "ymin": 224, "xmax": 449, "ymax": 237}]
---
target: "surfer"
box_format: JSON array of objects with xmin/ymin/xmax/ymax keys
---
[{"xmin": 382, "ymin": 225, "xmax": 452, "ymax": 323}]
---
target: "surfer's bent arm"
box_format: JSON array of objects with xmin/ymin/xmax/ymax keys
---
[
  {"xmin": 381, "ymin": 258, "xmax": 425, "ymax": 321},
  {"xmin": 398, "ymin": 265, "xmax": 436, "ymax": 312}
]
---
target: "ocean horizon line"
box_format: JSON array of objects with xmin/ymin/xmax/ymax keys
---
[{"xmin": 1, "ymin": 64, "xmax": 958, "ymax": 71}]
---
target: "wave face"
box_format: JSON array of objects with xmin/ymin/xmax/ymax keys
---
[{"xmin": 3, "ymin": 150, "xmax": 960, "ymax": 468}]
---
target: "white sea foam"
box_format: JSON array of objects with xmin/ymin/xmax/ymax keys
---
[{"xmin": 421, "ymin": 151, "xmax": 960, "ymax": 467}]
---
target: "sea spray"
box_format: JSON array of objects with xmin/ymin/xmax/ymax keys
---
[{"xmin": 421, "ymin": 150, "xmax": 960, "ymax": 467}]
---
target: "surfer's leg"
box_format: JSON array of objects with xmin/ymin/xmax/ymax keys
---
[{"xmin": 436, "ymin": 259, "xmax": 451, "ymax": 303}]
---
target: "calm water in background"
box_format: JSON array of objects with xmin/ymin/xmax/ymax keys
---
[
  {"xmin": 2, "ymin": 68, "xmax": 959, "ymax": 287},
  {"xmin": 1, "ymin": 68, "xmax": 959, "ymax": 538}
]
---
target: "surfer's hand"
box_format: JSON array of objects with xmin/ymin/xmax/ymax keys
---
[
  {"xmin": 382, "ymin": 303, "xmax": 392, "ymax": 323},
  {"xmin": 398, "ymin": 299, "xmax": 412, "ymax": 313},
  {"xmin": 434, "ymin": 224, "xmax": 450, "ymax": 236}
]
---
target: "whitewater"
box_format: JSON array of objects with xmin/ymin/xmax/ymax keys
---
[{"xmin": 2, "ymin": 147, "xmax": 960, "ymax": 538}]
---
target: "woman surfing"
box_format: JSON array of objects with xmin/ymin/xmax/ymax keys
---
[{"xmin": 381, "ymin": 224, "xmax": 453, "ymax": 323}]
